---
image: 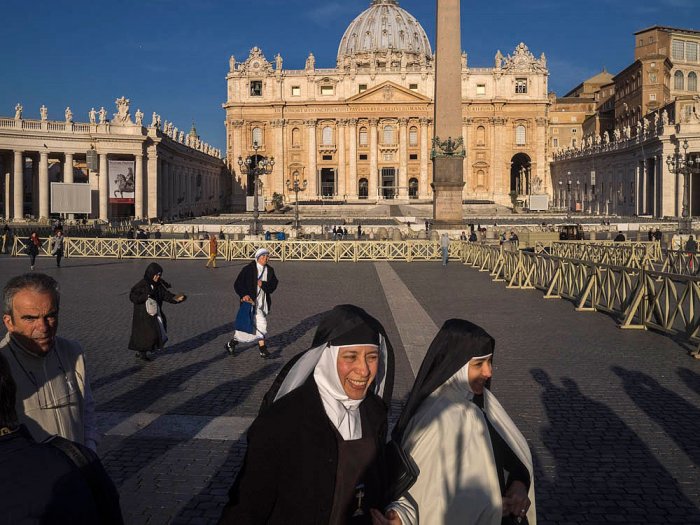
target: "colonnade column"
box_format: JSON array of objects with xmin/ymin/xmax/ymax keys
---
[
  {"xmin": 13, "ymin": 151, "xmax": 23, "ymax": 220},
  {"xmin": 64, "ymin": 153, "xmax": 74, "ymax": 183},
  {"xmin": 419, "ymin": 118, "xmax": 429, "ymax": 198},
  {"xmin": 337, "ymin": 119, "xmax": 346, "ymax": 199},
  {"xmin": 39, "ymin": 152, "xmax": 50, "ymax": 219},
  {"xmin": 535, "ymin": 117, "xmax": 547, "ymax": 195},
  {"xmin": 146, "ymin": 148, "xmax": 157, "ymax": 219},
  {"xmin": 99, "ymin": 153, "xmax": 108, "ymax": 221},
  {"xmin": 135, "ymin": 153, "xmax": 144, "ymax": 218},
  {"xmin": 347, "ymin": 119, "xmax": 358, "ymax": 199},
  {"xmin": 306, "ymin": 119, "xmax": 317, "ymax": 197},
  {"xmin": 4, "ymin": 156, "xmax": 11, "ymax": 220},
  {"xmin": 369, "ymin": 118, "xmax": 378, "ymax": 201},
  {"xmin": 398, "ymin": 118, "xmax": 408, "ymax": 198}
]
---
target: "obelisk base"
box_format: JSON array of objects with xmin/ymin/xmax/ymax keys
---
[{"xmin": 432, "ymin": 156, "xmax": 465, "ymax": 227}]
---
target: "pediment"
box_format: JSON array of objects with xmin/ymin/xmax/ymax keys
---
[{"xmin": 346, "ymin": 81, "xmax": 431, "ymax": 104}]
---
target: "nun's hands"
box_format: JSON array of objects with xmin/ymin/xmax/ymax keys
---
[
  {"xmin": 370, "ymin": 508, "xmax": 402, "ymax": 525},
  {"xmin": 241, "ymin": 295, "xmax": 253, "ymax": 303},
  {"xmin": 502, "ymin": 480, "xmax": 529, "ymax": 518}
]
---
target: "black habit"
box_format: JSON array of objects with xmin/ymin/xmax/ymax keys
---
[{"xmin": 234, "ymin": 260, "xmax": 278, "ymax": 311}]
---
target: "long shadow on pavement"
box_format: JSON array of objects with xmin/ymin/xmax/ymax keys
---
[
  {"xmin": 678, "ymin": 367, "xmax": 700, "ymax": 397},
  {"xmin": 91, "ymin": 366, "xmax": 142, "ymax": 391},
  {"xmin": 612, "ymin": 366, "xmax": 700, "ymax": 466},
  {"xmin": 531, "ymin": 368, "xmax": 700, "ymax": 524}
]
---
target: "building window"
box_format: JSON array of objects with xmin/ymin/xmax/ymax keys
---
[
  {"xmin": 649, "ymin": 93, "xmax": 657, "ymax": 101},
  {"xmin": 409, "ymin": 83, "xmax": 418, "ymax": 91},
  {"xmin": 476, "ymin": 84, "xmax": 486, "ymax": 95},
  {"xmin": 291, "ymin": 86, "xmax": 301, "ymax": 96},
  {"xmin": 675, "ymin": 70, "xmax": 685, "ymax": 90},
  {"xmin": 515, "ymin": 78, "xmax": 527, "ymax": 94},
  {"xmin": 322, "ymin": 155, "xmax": 332, "ymax": 161},
  {"xmin": 688, "ymin": 42, "xmax": 698, "ymax": 62},
  {"xmin": 571, "ymin": 128, "xmax": 577, "ymax": 134},
  {"xmin": 322, "ymin": 126, "xmax": 333, "ymax": 145},
  {"xmin": 291, "ymin": 127, "xmax": 300, "ymax": 147},
  {"xmin": 359, "ymin": 178, "xmax": 368, "ymax": 198},
  {"xmin": 553, "ymin": 138, "xmax": 559, "ymax": 148},
  {"xmin": 649, "ymin": 72, "xmax": 657, "ymax": 83},
  {"xmin": 320, "ymin": 85, "xmax": 334, "ymax": 96},
  {"xmin": 359, "ymin": 84, "xmax": 367, "ymax": 93},
  {"xmin": 515, "ymin": 125, "xmax": 526, "ymax": 145},
  {"xmin": 359, "ymin": 154, "xmax": 368, "ymax": 160},
  {"xmin": 359, "ymin": 127, "xmax": 368, "ymax": 147},
  {"xmin": 476, "ymin": 126, "xmax": 485, "ymax": 145},
  {"xmin": 673, "ymin": 40, "xmax": 685, "ymax": 60},
  {"xmin": 689, "ymin": 72, "xmax": 698, "ymax": 91},
  {"xmin": 409, "ymin": 126, "xmax": 418, "ymax": 146},
  {"xmin": 383, "ymin": 125, "xmax": 395, "ymax": 145},
  {"xmin": 252, "ymin": 127, "xmax": 263, "ymax": 146},
  {"xmin": 409, "ymin": 153, "xmax": 418, "ymax": 160},
  {"xmin": 250, "ymin": 80, "xmax": 263, "ymax": 96}
]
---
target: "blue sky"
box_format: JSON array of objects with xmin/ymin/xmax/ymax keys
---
[{"xmin": 1, "ymin": 0, "xmax": 697, "ymax": 152}]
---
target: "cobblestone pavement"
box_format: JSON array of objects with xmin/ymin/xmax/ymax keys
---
[{"xmin": 1, "ymin": 254, "xmax": 699, "ymax": 524}]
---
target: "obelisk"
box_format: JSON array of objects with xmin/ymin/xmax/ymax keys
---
[{"xmin": 432, "ymin": 0, "xmax": 465, "ymax": 226}]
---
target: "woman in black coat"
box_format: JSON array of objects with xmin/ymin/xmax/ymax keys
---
[
  {"xmin": 219, "ymin": 305, "xmax": 395, "ymax": 525},
  {"xmin": 128, "ymin": 262, "xmax": 185, "ymax": 361}
]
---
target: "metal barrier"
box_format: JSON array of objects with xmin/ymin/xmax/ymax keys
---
[{"xmin": 462, "ymin": 243, "xmax": 700, "ymax": 358}]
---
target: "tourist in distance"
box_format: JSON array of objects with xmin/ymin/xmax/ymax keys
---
[
  {"xmin": 382, "ymin": 319, "xmax": 535, "ymax": 525},
  {"xmin": 51, "ymin": 229, "xmax": 65, "ymax": 267},
  {"xmin": 206, "ymin": 233, "xmax": 218, "ymax": 269},
  {"xmin": 128, "ymin": 262, "xmax": 186, "ymax": 362},
  {"xmin": 218, "ymin": 304, "xmax": 395, "ymax": 524},
  {"xmin": 225, "ymin": 248, "xmax": 278, "ymax": 359},
  {"xmin": 26, "ymin": 231, "xmax": 41, "ymax": 270}
]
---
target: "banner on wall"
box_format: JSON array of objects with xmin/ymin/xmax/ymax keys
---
[{"xmin": 108, "ymin": 160, "xmax": 135, "ymax": 203}]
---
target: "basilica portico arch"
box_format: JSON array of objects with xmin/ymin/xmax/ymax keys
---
[{"xmin": 510, "ymin": 153, "xmax": 532, "ymax": 196}]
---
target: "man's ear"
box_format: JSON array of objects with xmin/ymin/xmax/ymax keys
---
[{"xmin": 2, "ymin": 314, "xmax": 14, "ymax": 332}]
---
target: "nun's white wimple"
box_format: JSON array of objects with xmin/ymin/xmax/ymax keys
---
[{"xmin": 254, "ymin": 248, "xmax": 269, "ymax": 260}]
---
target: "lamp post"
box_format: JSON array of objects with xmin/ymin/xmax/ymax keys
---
[
  {"xmin": 238, "ymin": 141, "xmax": 274, "ymax": 235},
  {"xmin": 558, "ymin": 180, "xmax": 563, "ymax": 208},
  {"xmin": 666, "ymin": 140, "xmax": 699, "ymax": 234},
  {"xmin": 567, "ymin": 174, "xmax": 572, "ymax": 218},
  {"xmin": 576, "ymin": 180, "xmax": 581, "ymax": 212},
  {"xmin": 286, "ymin": 172, "xmax": 307, "ymax": 232}
]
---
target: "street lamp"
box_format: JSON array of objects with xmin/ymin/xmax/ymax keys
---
[
  {"xmin": 567, "ymin": 174, "xmax": 572, "ymax": 218},
  {"xmin": 576, "ymin": 180, "xmax": 581, "ymax": 212},
  {"xmin": 558, "ymin": 180, "xmax": 563, "ymax": 208},
  {"xmin": 238, "ymin": 141, "xmax": 274, "ymax": 235},
  {"xmin": 666, "ymin": 139, "xmax": 699, "ymax": 234},
  {"xmin": 286, "ymin": 172, "xmax": 307, "ymax": 232}
]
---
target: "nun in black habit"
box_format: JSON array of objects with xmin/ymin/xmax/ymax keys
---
[
  {"xmin": 384, "ymin": 319, "xmax": 535, "ymax": 525},
  {"xmin": 218, "ymin": 304, "xmax": 395, "ymax": 525}
]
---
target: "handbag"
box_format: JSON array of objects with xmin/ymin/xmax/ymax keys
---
[
  {"xmin": 385, "ymin": 439, "xmax": 419, "ymax": 501},
  {"xmin": 145, "ymin": 297, "xmax": 158, "ymax": 316},
  {"xmin": 235, "ymin": 301, "xmax": 256, "ymax": 335}
]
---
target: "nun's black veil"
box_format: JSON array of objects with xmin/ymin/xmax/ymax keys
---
[
  {"xmin": 392, "ymin": 319, "xmax": 495, "ymax": 442},
  {"xmin": 259, "ymin": 304, "xmax": 395, "ymax": 413}
]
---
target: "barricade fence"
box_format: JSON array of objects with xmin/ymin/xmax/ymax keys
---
[{"xmin": 463, "ymin": 243, "xmax": 700, "ymax": 358}]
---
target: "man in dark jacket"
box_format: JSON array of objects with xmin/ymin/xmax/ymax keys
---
[
  {"xmin": 0, "ymin": 353, "xmax": 123, "ymax": 525},
  {"xmin": 225, "ymin": 248, "xmax": 278, "ymax": 359}
]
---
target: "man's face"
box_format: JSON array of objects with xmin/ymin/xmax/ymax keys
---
[
  {"xmin": 3, "ymin": 289, "xmax": 59, "ymax": 355},
  {"xmin": 467, "ymin": 356, "xmax": 493, "ymax": 395},
  {"xmin": 336, "ymin": 345, "xmax": 379, "ymax": 400}
]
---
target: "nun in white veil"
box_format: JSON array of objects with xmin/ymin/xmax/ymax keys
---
[{"xmin": 219, "ymin": 304, "xmax": 395, "ymax": 525}]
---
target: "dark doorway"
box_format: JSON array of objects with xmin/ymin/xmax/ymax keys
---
[
  {"xmin": 510, "ymin": 153, "xmax": 531, "ymax": 194},
  {"xmin": 321, "ymin": 168, "xmax": 335, "ymax": 197},
  {"xmin": 359, "ymin": 178, "xmax": 368, "ymax": 199},
  {"xmin": 409, "ymin": 177, "xmax": 418, "ymax": 199},
  {"xmin": 381, "ymin": 167, "xmax": 396, "ymax": 199},
  {"xmin": 245, "ymin": 154, "xmax": 264, "ymax": 197}
]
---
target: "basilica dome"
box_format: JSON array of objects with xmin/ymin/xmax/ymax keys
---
[{"xmin": 337, "ymin": 0, "xmax": 432, "ymax": 62}]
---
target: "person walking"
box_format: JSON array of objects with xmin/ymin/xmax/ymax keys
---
[
  {"xmin": 26, "ymin": 231, "xmax": 41, "ymax": 270},
  {"xmin": 225, "ymin": 248, "xmax": 278, "ymax": 359},
  {"xmin": 1, "ymin": 225, "xmax": 10, "ymax": 254},
  {"xmin": 385, "ymin": 319, "xmax": 535, "ymax": 525},
  {"xmin": 128, "ymin": 263, "xmax": 186, "ymax": 361},
  {"xmin": 219, "ymin": 304, "xmax": 395, "ymax": 524},
  {"xmin": 51, "ymin": 229, "xmax": 65, "ymax": 268},
  {"xmin": 440, "ymin": 233, "xmax": 450, "ymax": 266},
  {"xmin": 206, "ymin": 233, "xmax": 218, "ymax": 269}
]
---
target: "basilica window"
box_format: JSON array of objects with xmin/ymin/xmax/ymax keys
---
[
  {"xmin": 322, "ymin": 126, "xmax": 333, "ymax": 145},
  {"xmin": 410, "ymin": 153, "xmax": 418, "ymax": 160},
  {"xmin": 673, "ymin": 40, "xmax": 685, "ymax": 61},
  {"xmin": 359, "ymin": 84, "xmax": 368, "ymax": 93},
  {"xmin": 250, "ymin": 80, "xmax": 263, "ymax": 97},
  {"xmin": 409, "ymin": 126, "xmax": 418, "ymax": 146},
  {"xmin": 359, "ymin": 127, "xmax": 368, "ymax": 147},
  {"xmin": 291, "ymin": 86, "xmax": 301, "ymax": 96},
  {"xmin": 252, "ymin": 127, "xmax": 263, "ymax": 146},
  {"xmin": 383, "ymin": 125, "xmax": 395, "ymax": 145},
  {"xmin": 687, "ymin": 42, "xmax": 699, "ymax": 62},
  {"xmin": 552, "ymin": 138, "xmax": 559, "ymax": 148},
  {"xmin": 649, "ymin": 93, "xmax": 656, "ymax": 101},
  {"xmin": 476, "ymin": 84, "xmax": 486, "ymax": 96},
  {"xmin": 515, "ymin": 125, "xmax": 526, "ymax": 146},
  {"xmin": 675, "ymin": 70, "xmax": 685, "ymax": 90},
  {"xmin": 409, "ymin": 83, "xmax": 418, "ymax": 91},
  {"xmin": 291, "ymin": 127, "xmax": 301, "ymax": 147},
  {"xmin": 476, "ymin": 126, "xmax": 485, "ymax": 146},
  {"xmin": 515, "ymin": 78, "xmax": 527, "ymax": 94},
  {"xmin": 321, "ymin": 85, "xmax": 334, "ymax": 96},
  {"xmin": 689, "ymin": 72, "xmax": 698, "ymax": 91}
]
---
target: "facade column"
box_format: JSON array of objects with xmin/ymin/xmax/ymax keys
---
[
  {"xmin": 347, "ymin": 119, "xmax": 358, "ymax": 199},
  {"xmin": 419, "ymin": 118, "xmax": 429, "ymax": 198},
  {"xmin": 492, "ymin": 117, "xmax": 506, "ymax": 201},
  {"xmin": 135, "ymin": 153, "xmax": 144, "ymax": 218},
  {"xmin": 306, "ymin": 119, "xmax": 318, "ymax": 197},
  {"xmin": 39, "ymin": 152, "xmax": 50, "ymax": 219},
  {"xmin": 4, "ymin": 155, "xmax": 11, "ymax": 221},
  {"xmin": 660, "ymin": 154, "xmax": 673, "ymax": 218},
  {"xmin": 99, "ymin": 153, "xmax": 108, "ymax": 221},
  {"xmin": 273, "ymin": 119, "xmax": 285, "ymax": 199},
  {"xmin": 369, "ymin": 118, "xmax": 379, "ymax": 201},
  {"xmin": 462, "ymin": 117, "xmax": 471, "ymax": 198},
  {"xmin": 398, "ymin": 118, "xmax": 408, "ymax": 198},
  {"xmin": 13, "ymin": 151, "xmax": 23, "ymax": 220},
  {"xmin": 32, "ymin": 156, "xmax": 39, "ymax": 217},
  {"xmin": 535, "ymin": 117, "xmax": 548, "ymax": 195},
  {"xmin": 337, "ymin": 119, "xmax": 347, "ymax": 199}
]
